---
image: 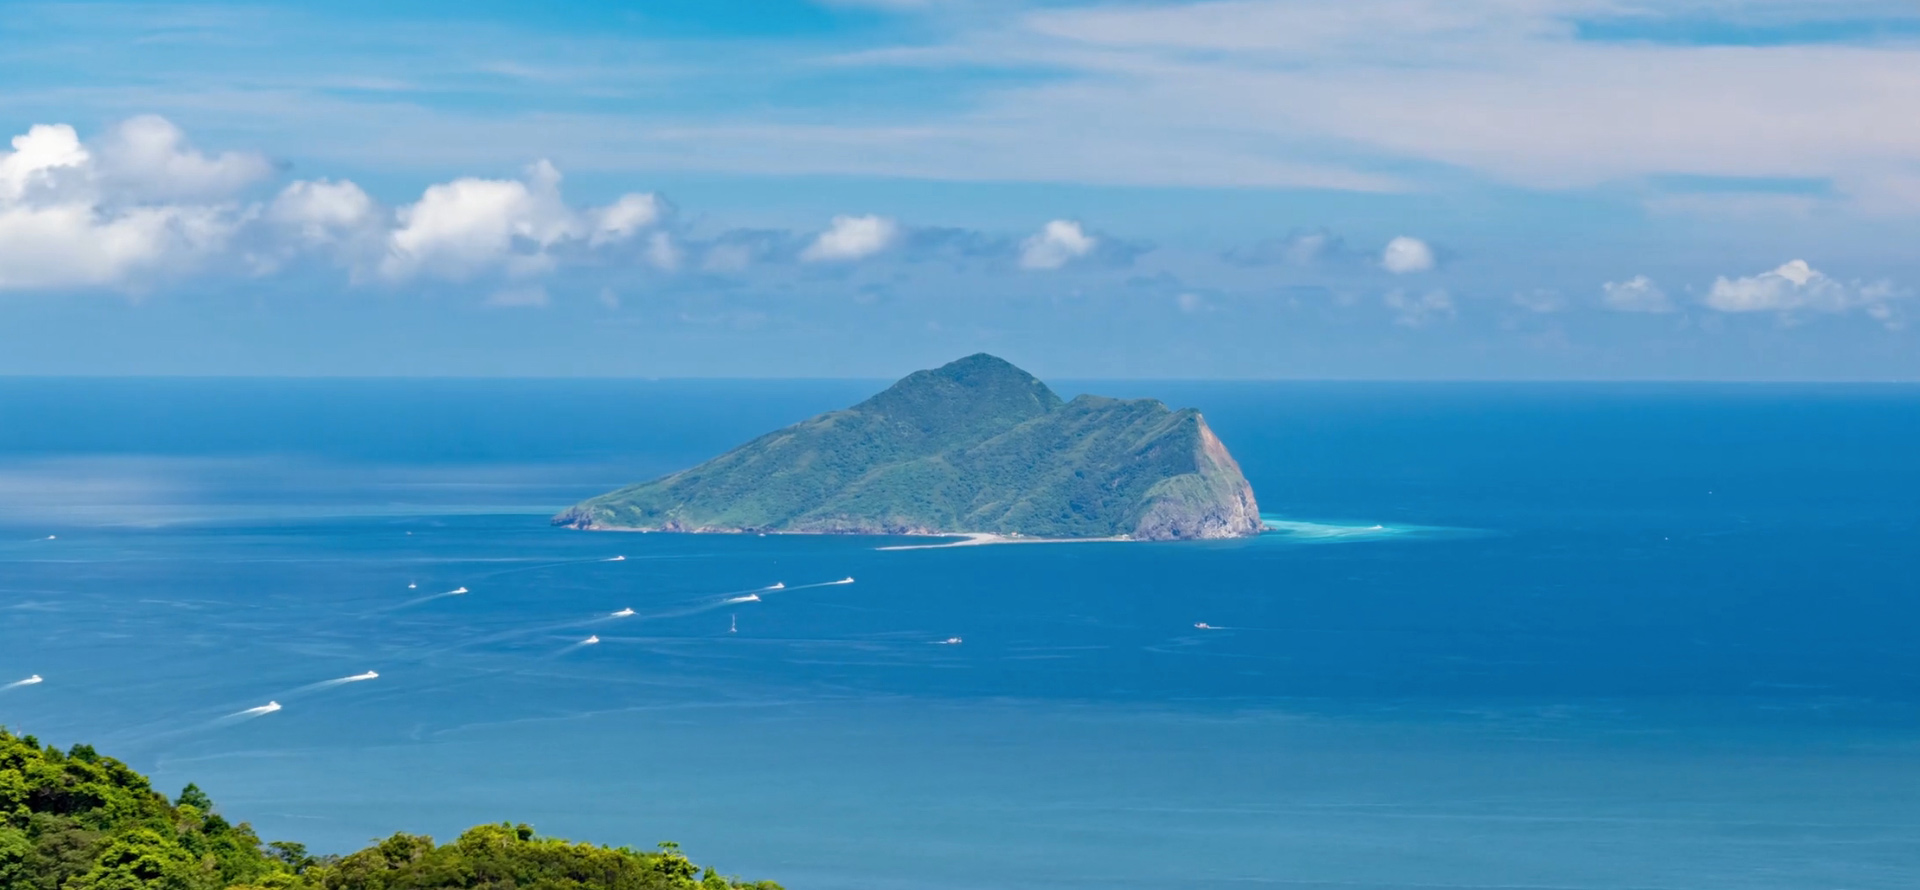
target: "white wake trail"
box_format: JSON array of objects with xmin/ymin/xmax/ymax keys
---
[
  {"xmin": 292, "ymin": 671, "xmax": 380, "ymax": 693},
  {"xmin": 775, "ymin": 577, "xmax": 856, "ymax": 592},
  {"xmin": 212, "ymin": 701, "xmax": 282, "ymax": 725},
  {"xmin": 1, "ymin": 675, "xmax": 43, "ymax": 691},
  {"xmin": 378, "ymin": 586, "xmax": 470, "ymax": 612}
]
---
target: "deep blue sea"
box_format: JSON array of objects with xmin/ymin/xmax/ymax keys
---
[{"xmin": 1, "ymin": 379, "xmax": 1917, "ymax": 889}]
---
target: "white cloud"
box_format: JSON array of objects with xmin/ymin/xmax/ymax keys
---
[
  {"xmin": 1601, "ymin": 275, "xmax": 1674, "ymax": 313},
  {"xmin": 382, "ymin": 160, "xmax": 582, "ymax": 280},
  {"xmin": 1019, "ymin": 219, "xmax": 1097, "ymax": 270},
  {"xmin": 1384, "ymin": 288, "xmax": 1453, "ymax": 326},
  {"xmin": 93, "ymin": 115, "xmax": 272, "ymax": 202},
  {"xmin": 1705, "ymin": 260, "xmax": 1898, "ymax": 321},
  {"xmin": 0, "ymin": 124, "xmax": 90, "ymax": 204},
  {"xmin": 801, "ymin": 214, "xmax": 899, "ymax": 262},
  {"xmin": 268, "ymin": 179, "xmax": 377, "ymax": 245},
  {"xmin": 0, "ymin": 203, "xmax": 231, "ymax": 291},
  {"xmin": 0, "ymin": 119, "xmax": 240, "ymax": 290},
  {"xmin": 379, "ymin": 164, "xmax": 664, "ymax": 280},
  {"xmin": 590, "ymin": 192, "xmax": 664, "ymax": 246},
  {"xmin": 1380, "ymin": 236, "xmax": 1435, "ymax": 274},
  {"xmin": 644, "ymin": 231, "xmax": 682, "ymax": 271}
]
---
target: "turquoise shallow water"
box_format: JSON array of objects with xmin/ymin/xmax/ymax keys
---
[{"xmin": 1, "ymin": 380, "xmax": 1917, "ymax": 888}]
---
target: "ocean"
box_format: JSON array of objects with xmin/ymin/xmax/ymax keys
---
[{"xmin": 1, "ymin": 379, "xmax": 1916, "ymax": 889}]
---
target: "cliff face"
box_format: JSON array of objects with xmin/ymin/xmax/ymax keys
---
[{"xmin": 555, "ymin": 354, "xmax": 1264, "ymax": 541}]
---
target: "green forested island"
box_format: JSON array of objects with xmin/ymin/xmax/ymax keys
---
[
  {"xmin": 555, "ymin": 354, "xmax": 1262, "ymax": 541},
  {"xmin": 0, "ymin": 728, "xmax": 778, "ymax": 890}
]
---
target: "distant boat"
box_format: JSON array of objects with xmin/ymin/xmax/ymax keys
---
[
  {"xmin": 450, "ymin": 587, "xmax": 468, "ymax": 595},
  {"xmin": 407, "ymin": 583, "xmax": 417, "ymax": 589},
  {"xmin": 1194, "ymin": 622, "xmax": 1215, "ymax": 630},
  {"xmin": 729, "ymin": 614, "xmax": 738, "ymax": 634},
  {"xmin": 940, "ymin": 637, "xmax": 962, "ymax": 645},
  {"xmin": 838, "ymin": 576, "xmax": 855, "ymax": 584},
  {"xmin": 348, "ymin": 671, "xmax": 379, "ymax": 681},
  {"xmin": 612, "ymin": 607, "xmax": 635, "ymax": 618},
  {"xmin": 608, "ymin": 555, "xmax": 626, "ymax": 562},
  {"xmin": 18, "ymin": 675, "xmax": 42, "ymax": 685},
  {"xmin": 583, "ymin": 635, "xmax": 600, "ymax": 645}
]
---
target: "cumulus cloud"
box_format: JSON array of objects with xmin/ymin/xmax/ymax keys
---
[
  {"xmin": 1019, "ymin": 219, "xmax": 1097, "ymax": 270},
  {"xmin": 1705, "ymin": 260, "xmax": 1897, "ymax": 322},
  {"xmin": 1384, "ymin": 288, "xmax": 1453, "ymax": 326},
  {"xmin": 0, "ymin": 124, "xmax": 89, "ymax": 203},
  {"xmin": 379, "ymin": 160, "xmax": 662, "ymax": 281},
  {"xmin": 0, "ymin": 121, "xmax": 240, "ymax": 290},
  {"xmin": 1601, "ymin": 275, "xmax": 1673, "ymax": 313},
  {"xmin": 591, "ymin": 193, "xmax": 665, "ymax": 246},
  {"xmin": 268, "ymin": 179, "xmax": 378, "ymax": 246},
  {"xmin": 381, "ymin": 160, "xmax": 581, "ymax": 280},
  {"xmin": 801, "ymin": 214, "xmax": 899, "ymax": 262},
  {"xmin": 1380, "ymin": 236, "xmax": 1435, "ymax": 274},
  {"xmin": 93, "ymin": 115, "xmax": 273, "ymax": 202}
]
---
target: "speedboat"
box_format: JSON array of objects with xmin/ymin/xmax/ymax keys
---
[
  {"xmin": 612, "ymin": 608, "xmax": 635, "ymax": 618},
  {"xmin": 450, "ymin": 587, "xmax": 468, "ymax": 595},
  {"xmin": 583, "ymin": 635, "xmax": 601, "ymax": 645},
  {"xmin": 940, "ymin": 637, "xmax": 963, "ymax": 645},
  {"xmin": 1194, "ymin": 622, "xmax": 1215, "ymax": 630}
]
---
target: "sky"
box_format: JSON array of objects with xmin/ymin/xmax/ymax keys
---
[{"xmin": 5, "ymin": 0, "xmax": 1920, "ymax": 379}]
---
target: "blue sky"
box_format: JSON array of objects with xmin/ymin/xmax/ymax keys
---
[{"xmin": 4, "ymin": 0, "xmax": 1920, "ymax": 378}]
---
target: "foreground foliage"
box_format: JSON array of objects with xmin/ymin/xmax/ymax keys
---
[{"xmin": 0, "ymin": 728, "xmax": 778, "ymax": 890}]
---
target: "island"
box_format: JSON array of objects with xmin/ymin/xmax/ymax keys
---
[{"xmin": 554, "ymin": 354, "xmax": 1262, "ymax": 541}]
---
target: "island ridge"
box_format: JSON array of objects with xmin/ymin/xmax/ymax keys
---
[{"xmin": 554, "ymin": 354, "xmax": 1262, "ymax": 541}]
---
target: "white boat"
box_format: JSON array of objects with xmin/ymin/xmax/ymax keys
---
[
  {"xmin": 1194, "ymin": 622, "xmax": 1215, "ymax": 630},
  {"xmin": 407, "ymin": 583, "xmax": 416, "ymax": 589},
  {"xmin": 20, "ymin": 675, "xmax": 42, "ymax": 685},
  {"xmin": 729, "ymin": 615, "xmax": 738, "ymax": 633},
  {"xmin": 583, "ymin": 635, "xmax": 601, "ymax": 645},
  {"xmin": 450, "ymin": 587, "xmax": 469, "ymax": 595},
  {"xmin": 941, "ymin": 637, "xmax": 963, "ymax": 645},
  {"xmin": 612, "ymin": 608, "xmax": 635, "ymax": 618}
]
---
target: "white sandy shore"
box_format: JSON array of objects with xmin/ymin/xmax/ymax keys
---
[{"xmin": 875, "ymin": 533, "xmax": 1130, "ymax": 551}]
